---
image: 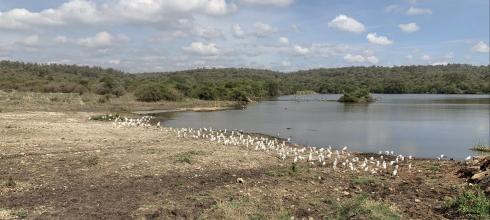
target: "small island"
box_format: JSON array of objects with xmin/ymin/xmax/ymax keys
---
[{"xmin": 338, "ymin": 89, "xmax": 376, "ymax": 103}]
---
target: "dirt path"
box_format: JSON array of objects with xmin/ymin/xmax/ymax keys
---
[{"xmin": 0, "ymin": 112, "xmax": 469, "ymax": 219}]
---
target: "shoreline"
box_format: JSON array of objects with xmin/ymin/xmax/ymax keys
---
[{"xmin": 0, "ymin": 110, "xmax": 486, "ymax": 219}]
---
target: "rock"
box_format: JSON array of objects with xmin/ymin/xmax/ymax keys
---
[
  {"xmin": 414, "ymin": 198, "xmax": 421, "ymax": 203},
  {"xmin": 236, "ymin": 178, "xmax": 244, "ymax": 184},
  {"xmin": 471, "ymin": 170, "xmax": 489, "ymax": 182},
  {"xmin": 342, "ymin": 191, "xmax": 350, "ymax": 196}
]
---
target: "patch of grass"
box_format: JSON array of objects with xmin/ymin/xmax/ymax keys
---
[
  {"xmin": 13, "ymin": 209, "xmax": 28, "ymax": 219},
  {"xmin": 82, "ymin": 155, "xmax": 99, "ymax": 167},
  {"xmin": 89, "ymin": 113, "xmax": 119, "ymax": 121},
  {"xmin": 426, "ymin": 164, "xmax": 440, "ymax": 172},
  {"xmin": 470, "ymin": 143, "xmax": 490, "ymax": 153},
  {"xmin": 444, "ymin": 186, "xmax": 490, "ymax": 219},
  {"xmin": 174, "ymin": 150, "xmax": 205, "ymax": 164},
  {"xmin": 326, "ymin": 195, "xmax": 401, "ymax": 220},
  {"xmin": 351, "ymin": 176, "xmax": 379, "ymax": 185}
]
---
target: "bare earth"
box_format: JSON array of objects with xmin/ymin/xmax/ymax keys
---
[{"xmin": 0, "ymin": 110, "xmax": 469, "ymax": 219}]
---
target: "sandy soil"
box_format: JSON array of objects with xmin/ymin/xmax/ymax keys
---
[{"xmin": 0, "ymin": 111, "xmax": 472, "ymax": 219}]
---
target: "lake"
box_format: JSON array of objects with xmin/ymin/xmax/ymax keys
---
[{"xmin": 156, "ymin": 94, "xmax": 490, "ymax": 160}]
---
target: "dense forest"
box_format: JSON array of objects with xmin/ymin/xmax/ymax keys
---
[{"xmin": 0, "ymin": 60, "xmax": 488, "ymax": 102}]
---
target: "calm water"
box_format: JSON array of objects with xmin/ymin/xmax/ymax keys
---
[{"xmin": 156, "ymin": 94, "xmax": 490, "ymax": 159}]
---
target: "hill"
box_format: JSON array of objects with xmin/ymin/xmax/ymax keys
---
[{"xmin": 0, "ymin": 60, "xmax": 489, "ymax": 102}]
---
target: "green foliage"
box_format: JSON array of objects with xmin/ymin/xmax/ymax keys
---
[
  {"xmin": 0, "ymin": 61, "xmax": 488, "ymax": 103},
  {"xmin": 324, "ymin": 195, "xmax": 401, "ymax": 220},
  {"xmin": 338, "ymin": 88, "xmax": 375, "ymax": 103},
  {"xmin": 135, "ymin": 83, "xmax": 182, "ymax": 102},
  {"xmin": 174, "ymin": 150, "xmax": 205, "ymax": 164},
  {"xmin": 470, "ymin": 142, "xmax": 490, "ymax": 152},
  {"xmin": 445, "ymin": 186, "xmax": 490, "ymax": 219},
  {"xmin": 351, "ymin": 176, "xmax": 379, "ymax": 185}
]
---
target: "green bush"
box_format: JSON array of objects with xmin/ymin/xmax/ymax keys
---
[
  {"xmin": 445, "ymin": 186, "xmax": 490, "ymax": 219},
  {"xmin": 135, "ymin": 84, "xmax": 182, "ymax": 102},
  {"xmin": 338, "ymin": 88, "xmax": 375, "ymax": 103}
]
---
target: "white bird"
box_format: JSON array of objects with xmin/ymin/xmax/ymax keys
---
[{"xmin": 465, "ymin": 155, "xmax": 472, "ymax": 161}]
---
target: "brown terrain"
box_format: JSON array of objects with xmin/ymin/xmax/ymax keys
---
[{"xmin": 0, "ymin": 91, "xmax": 487, "ymax": 219}]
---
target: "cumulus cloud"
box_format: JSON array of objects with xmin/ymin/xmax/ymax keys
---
[
  {"xmin": 406, "ymin": 7, "xmax": 432, "ymax": 15},
  {"xmin": 240, "ymin": 0, "xmax": 294, "ymax": 7},
  {"xmin": 253, "ymin": 22, "xmax": 278, "ymax": 37},
  {"xmin": 366, "ymin": 33, "xmax": 393, "ymax": 45},
  {"xmin": 182, "ymin": 42, "xmax": 219, "ymax": 56},
  {"xmin": 328, "ymin": 14, "xmax": 365, "ymax": 33},
  {"xmin": 344, "ymin": 54, "xmax": 379, "ymax": 64},
  {"xmin": 278, "ymin": 37, "xmax": 289, "ymax": 45},
  {"xmin": 471, "ymin": 41, "xmax": 490, "ymax": 53},
  {"xmin": 193, "ymin": 26, "xmax": 224, "ymax": 39},
  {"xmin": 293, "ymin": 45, "xmax": 309, "ymax": 55},
  {"xmin": 0, "ymin": 0, "xmax": 235, "ymax": 30},
  {"xmin": 398, "ymin": 22, "xmax": 419, "ymax": 33},
  {"xmin": 231, "ymin": 24, "xmax": 245, "ymax": 38}
]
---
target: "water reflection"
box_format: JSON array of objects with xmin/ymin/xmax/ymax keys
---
[{"xmin": 156, "ymin": 94, "xmax": 490, "ymax": 159}]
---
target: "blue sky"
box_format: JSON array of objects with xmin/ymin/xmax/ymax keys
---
[{"xmin": 0, "ymin": 0, "xmax": 488, "ymax": 72}]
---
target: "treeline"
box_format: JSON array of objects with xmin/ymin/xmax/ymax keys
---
[{"xmin": 0, "ymin": 60, "xmax": 488, "ymax": 102}]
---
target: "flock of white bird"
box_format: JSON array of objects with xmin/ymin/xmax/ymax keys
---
[{"xmin": 110, "ymin": 116, "xmax": 467, "ymax": 177}]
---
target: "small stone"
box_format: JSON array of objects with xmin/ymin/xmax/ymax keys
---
[
  {"xmin": 342, "ymin": 191, "xmax": 350, "ymax": 196},
  {"xmin": 236, "ymin": 178, "xmax": 245, "ymax": 184},
  {"xmin": 415, "ymin": 198, "xmax": 421, "ymax": 202}
]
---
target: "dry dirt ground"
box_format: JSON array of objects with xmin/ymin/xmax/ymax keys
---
[{"xmin": 0, "ymin": 111, "xmax": 472, "ymax": 219}]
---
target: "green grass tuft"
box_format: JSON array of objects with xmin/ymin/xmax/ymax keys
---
[
  {"xmin": 89, "ymin": 113, "xmax": 120, "ymax": 121},
  {"xmin": 444, "ymin": 186, "xmax": 490, "ymax": 219}
]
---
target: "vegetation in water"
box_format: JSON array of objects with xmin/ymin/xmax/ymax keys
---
[
  {"xmin": 470, "ymin": 142, "xmax": 490, "ymax": 152},
  {"xmin": 338, "ymin": 88, "xmax": 375, "ymax": 103}
]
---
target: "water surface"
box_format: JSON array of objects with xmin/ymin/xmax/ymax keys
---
[{"xmin": 157, "ymin": 94, "xmax": 490, "ymax": 159}]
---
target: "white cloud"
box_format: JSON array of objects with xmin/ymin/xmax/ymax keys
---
[
  {"xmin": 55, "ymin": 35, "xmax": 67, "ymax": 43},
  {"xmin": 278, "ymin": 37, "xmax": 289, "ymax": 45},
  {"xmin": 231, "ymin": 24, "xmax": 245, "ymax": 38},
  {"xmin": 293, "ymin": 44, "xmax": 309, "ymax": 55},
  {"xmin": 77, "ymin": 31, "xmax": 128, "ymax": 48},
  {"xmin": 471, "ymin": 41, "xmax": 490, "ymax": 53},
  {"xmin": 182, "ymin": 42, "xmax": 219, "ymax": 56},
  {"xmin": 253, "ymin": 22, "xmax": 278, "ymax": 37},
  {"xmin": 366, "ymin": 33, "xmax": 393, "ymax": 45},
  {"xmin": 431, "ymin": 62, "xmax": 448, "ymax": 66},
  {"xmin": 240, "ymin": 0, "xmax": 294, "ymax": 7},
  {"xmin": 344, "ymin": 54, "xmax": 379, "ymax": 64},
  {"xmin": 21, "ymin": 35, "xmax": 39, "ymax": 46},
  {"xmin": 344, "ymin": 54, "xmax": 365, "ymax": 63},
  {"xmin": 0, "ymin": 0, "xmax": 236, "ymax": 30},
  {"xmin": 421, "ymin": 54, "xmax": 431, "ymax": 60},
  {"xmin": 0, "ymin": 0, "xmax": 99, "ymax": 29},
  {"xmin": 109, "ymin": 59, "xmax": 121, "ymax": 64},
  {"xmin": 193, "ymin": 26, "xmax": 224, "ymax": 39},
  {"xmin": 366, "ymin": 56, "xmax": 379, "ymax": 64},
  {"xmin": 328, "ymin": 14, "xmax": 365, "ymax": 33},
  {"xmin": 406, "ymin": 7, "xmax": 432, "ymax": 15},
  {"xmin": 281, "ymin": 61, "xmax": 291, "ymax": 67},
  {"xmin": 398, "ymin": 22, "xmax": 419, "ymax": 33}
]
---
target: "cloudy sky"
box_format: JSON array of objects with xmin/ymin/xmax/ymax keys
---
[{"xmin": 0, "ymin": 0, "xmax": 488, "ymax": 72}]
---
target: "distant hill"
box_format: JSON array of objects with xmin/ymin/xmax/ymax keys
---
[{"xmin": 0, "ymin": 60, "xmax": 488, "ymax": 102}]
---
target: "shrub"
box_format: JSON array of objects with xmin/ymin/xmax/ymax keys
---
[
  {"xmin": 445, "ymin": 186, "xmax": 490, "ymax": 219},
  {"xmin": 338, "ymin": 88, "xmax": 375, "ymax": 103},
  {"xmin": 135, "ymin": 84, "xmax": 182, "ymax": 102}
]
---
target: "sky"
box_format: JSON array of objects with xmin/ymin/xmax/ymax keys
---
[{"xmin": 0, "ymin": 0, "xmax": 488, "ymax": 73}]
